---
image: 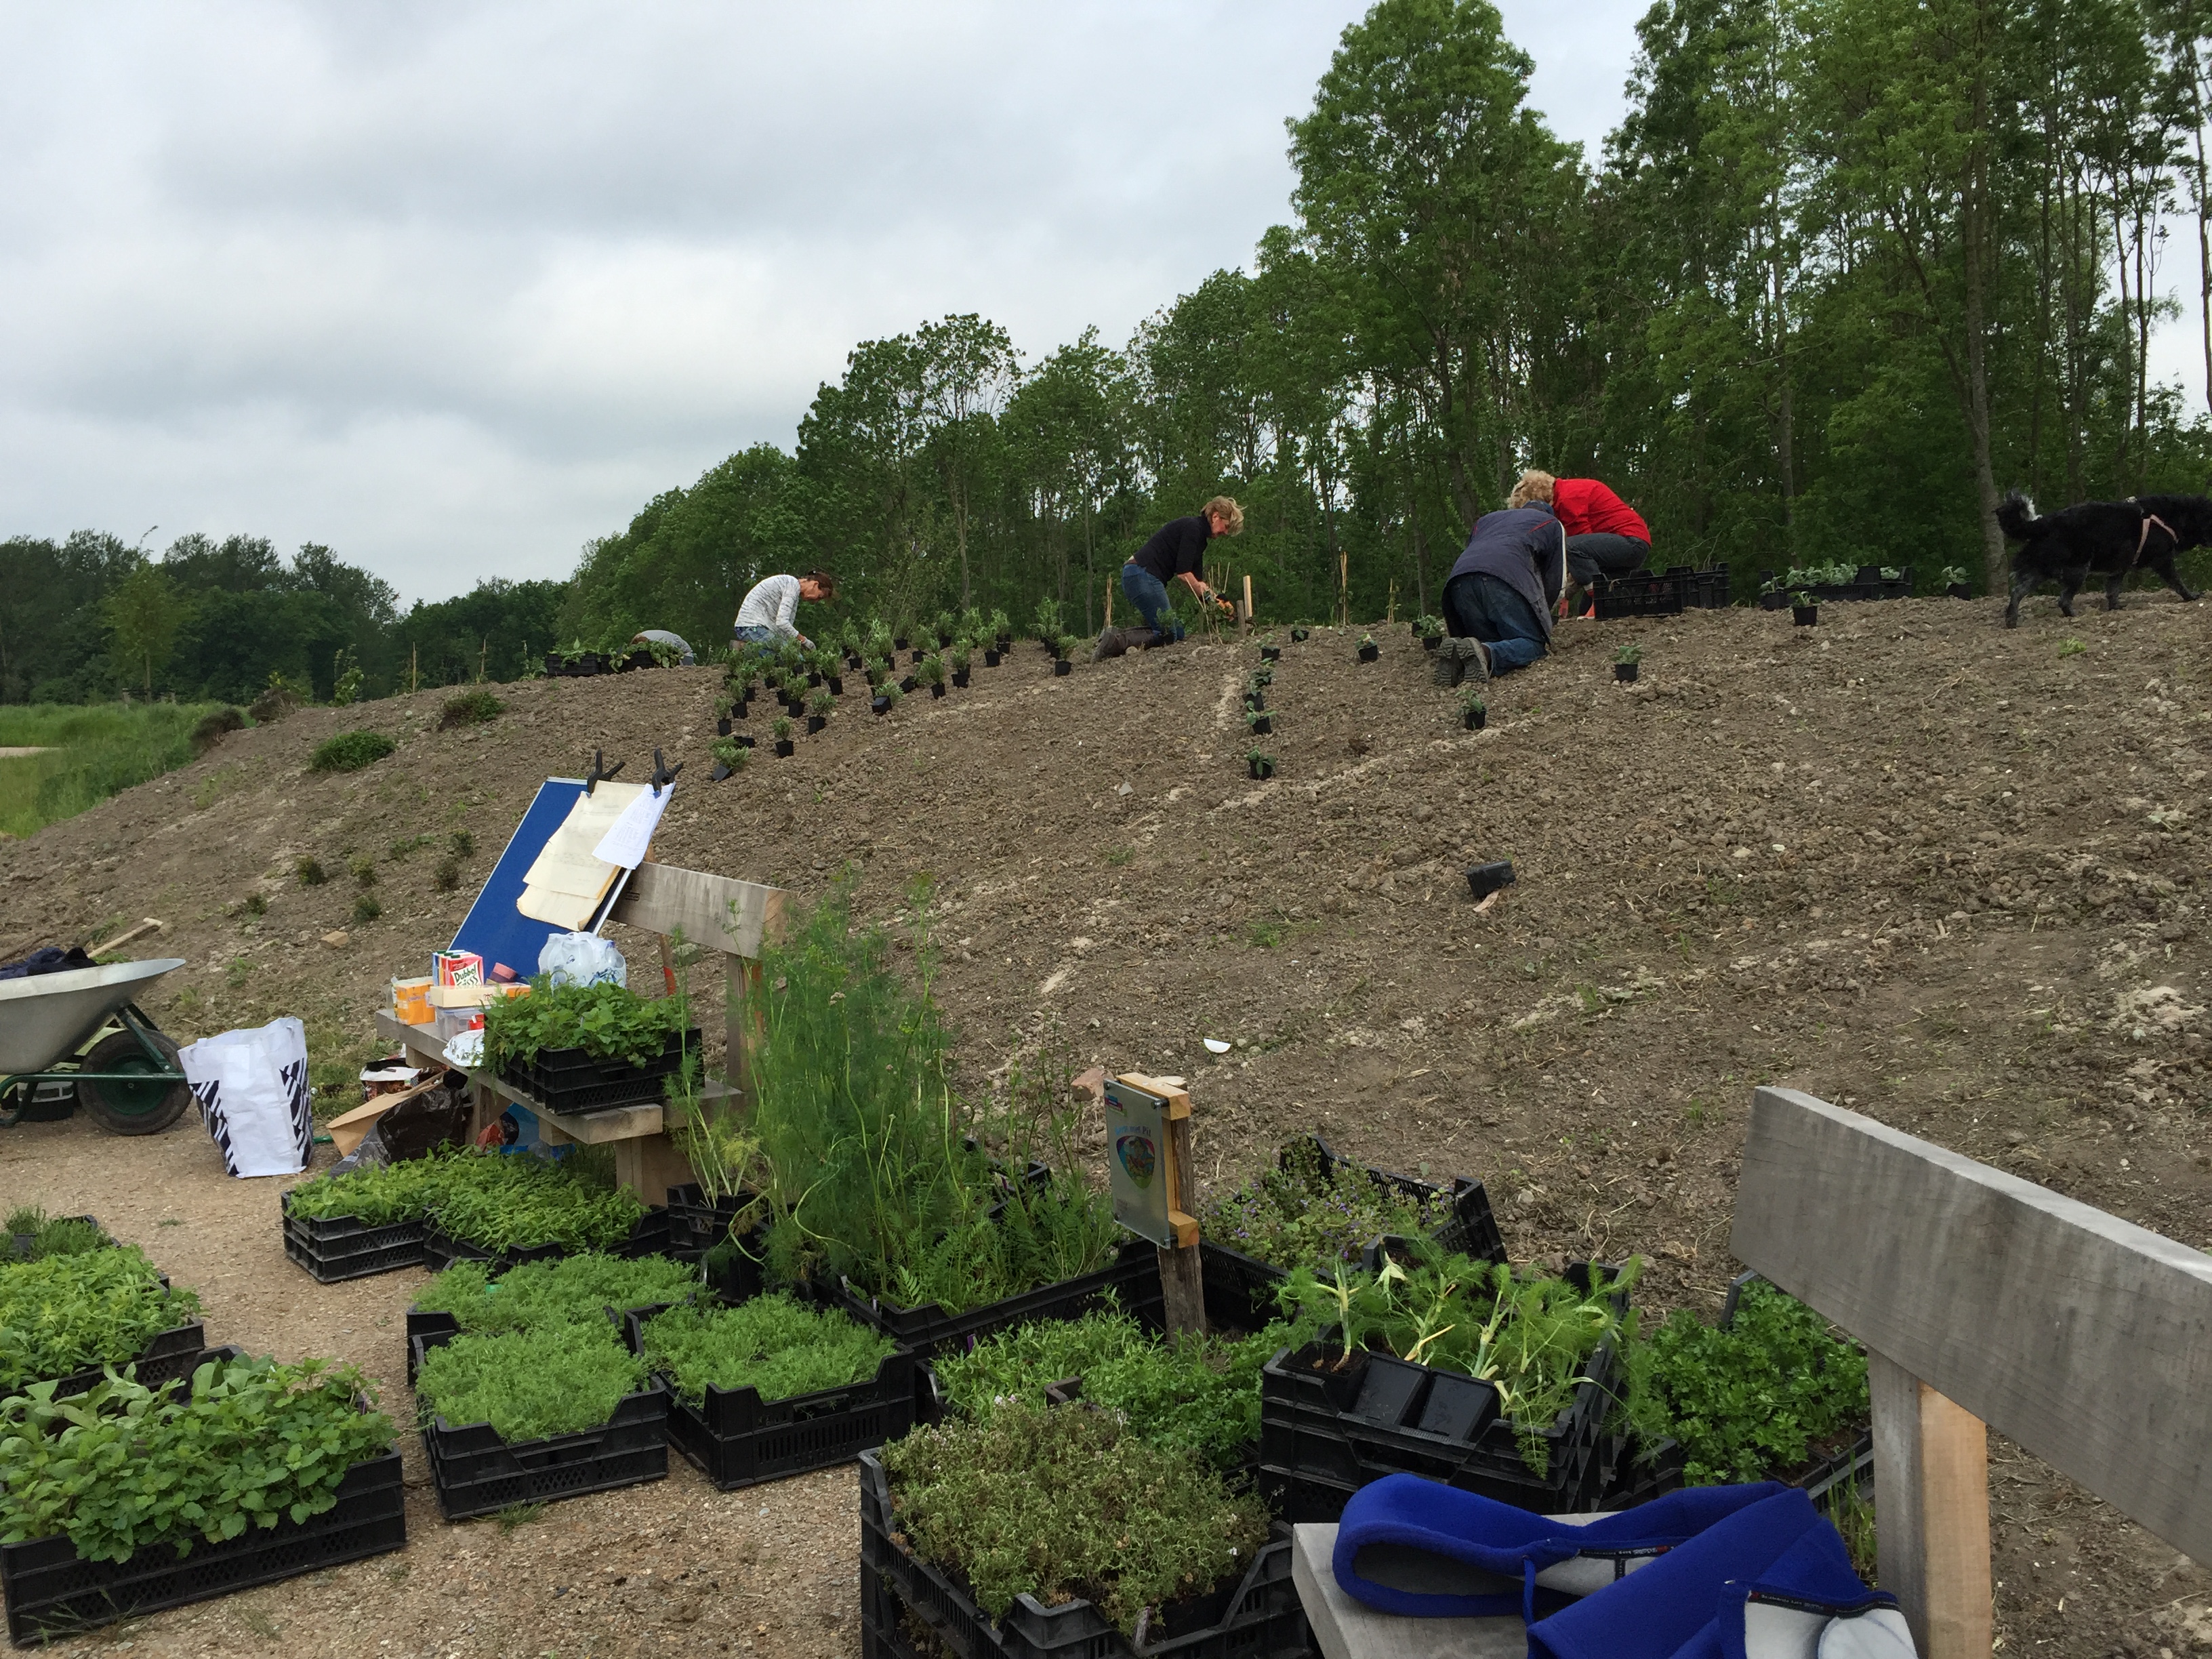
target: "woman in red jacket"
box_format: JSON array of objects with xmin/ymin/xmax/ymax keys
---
[{"xmin": 1508, "ymin": 470, "xmax": 1650, "ymax": 592}]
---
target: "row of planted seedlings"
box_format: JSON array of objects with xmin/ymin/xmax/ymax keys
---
[
  {"xmin": 541, "ymin": 634, "xmax": 691, "ymax": 676},
  {"xmin": 0, "ymin": 1207, "xmax": 406, "ymax": 1643},
  {"xmin": 709, "ymin": 602, "xmax": 1069, "ymax": 779}
]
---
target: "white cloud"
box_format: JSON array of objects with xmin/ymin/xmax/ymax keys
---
[{"xmin": 0, "ymin": 1, "xmax": 1678, "ymax": 603}]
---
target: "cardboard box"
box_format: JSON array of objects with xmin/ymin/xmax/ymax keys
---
[
  {"xmin": 432, "ymin": 950, "xmax": 483, "ymax": 988},
  {"xmin": 427, "ymin": 982, "xmax": 529, "ymax": 1009}
]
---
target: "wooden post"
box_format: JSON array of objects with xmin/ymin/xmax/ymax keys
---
[
  {"xmin": 1339, "ymin": 551, "xmax": 1349, "ymax": 628},
  {"xmin": 1158, "ymin": 1082, "xmax": 1205, "ymax": 1335},
  {"xmin": 1105, "ymin": 579, "xmax": 1113, "ymax": 627},
  {"xmin": 1870, "ymin": 1350, "xmax": 1993, "ymax": 1658},
  {"xmin": 1242, "ymin": 574, "xmax": 1254, "ymax": 636}
]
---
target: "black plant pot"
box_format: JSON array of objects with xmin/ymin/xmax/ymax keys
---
[
  {"xmin": 774, "ymin": 740, "xmax": 795, "ymax": 758},
  {"xmin": 1291, "ymin": 628, "xmax": 1310, "ymax": 642},
  {"xmin": 1793, "ymin": 605, "xmax": 1818, "ymax": 627},
  {"xmin": 951, "ymin": 670, "xmax": 970, "ymax": 689},
  {"xmin": 900, "ymin": 676, "xmax": 917, "ymax": 694},
  {"xmin": 827, "ymin": 676, "xmax": 844, "ymax": 695},
  {"xmin": 996, "ymin": 636, "xmax": 1012, "ymax": 653},
  {"xmin": 1357, "ymin": 643, "xmax": 1379, "ymax": 662},
  {"xmin": 928, "ymin": 682, "xmax": 945, "ymax": 699},
  {"xmin": 1248, "ymin": 757, "xmax": 1275, "ymax": 780},
  {"xmin": 731, "ymin": 699, "xmax": 748, "ymax": 720},
  {"xmin": 806, "ymin": 715, "xmax": 826, "ymax": 734},
  {"xmin": 984, "ymin": 649, "xmax": 1001, "ymax": 668},
  {"xmin": 1248, "ymin": 715, "xmax": 1273, "ymax": 737},
  {"xmin": 1260, "ymin": 646, "xmax": 1280, "ymax": 661},
  {"xmin": 1615, "ymin": 661, "xmax": 1639, "ymax": 683},
  {"xmin": 716, "ymin": 718, "xmax": 731, "ymax": 737},
  {"xmin": 711, "ymin": 762, "xmax": 732, "ymax": 781},
  {"xmin": 575, "ymin": 657, "xmax": 598, "ymax": 676},
  {"xmin": 1464, "ymin": 706, "xmax": 1487, "ymax": 731},
  {"xmin": 872, "ymin": 696, "xmax": 891, "ymax": 716},
  {"xmin": 893, "ymin": 636, "xmax": 909, "ymax": 652},
  {"xmin": 1053, "ymin": 659, "xmax": 1071, "ymax": 677},
  {"xmin": 1467, "ymin": 860, "xmax": 1515, "ymax": 900},
  {"xmin": 846, "ymin": 653, "xmax": 863, "ymax": 670},
  {"xmin": 1243, "ymin": 692, "xmax": 1265, "ymax": 712},
  {"xmin": 912, "ymin": 649, "xmax": 928, "ymax": 665},
  {"xmin": 1423, "ymin": 635, "xmax": 1440, "ymax": 651},
  {"xmin": 1947, "ymin": 583, "xmax": 1972, "ymax": 600},
  {"xmin": 734, "ymin": 734, "xmax": 756, "ymax": 748},
  {"xmin": 808, "ymin": 671, "xmax": 823, "ymax": 687},
  {"xmin": 543, "ymin": 655, "xmax": 563, "ymax": 676}
]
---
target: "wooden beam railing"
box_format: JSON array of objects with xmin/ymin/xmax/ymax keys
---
[{"xmin": 1731, "ymin": 1086, "xmax": 2212, "ymax": 1656}]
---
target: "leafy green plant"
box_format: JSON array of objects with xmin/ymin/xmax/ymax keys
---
[
  {"xmin": 712, "ymin": 737, "xmax": 750, "ymax": 772},
  {"xmin": 638, "ymin": 1293, "xmax": 895, "ymax": 1405},
  {"xmin": 934, "ymin": 1310, "xmax": 1292, "ymax": 1470},
  {"xmin": 0, "ymin": 1353, "xmax": 394, "ymax": 1561},
  {"xmin": 434, "ymin": 857, "xmax": 462, "ymax": 891},
  {"xmin": 1246, "ymin": 748, "xmax": 1273, "ymax": 773},
  {"xmin": 308, "ymin": 731, "xmax": 395, "ymax": 773},
  {"xmin": 428, "ymin": 1158, "xmax": 646, "ymax": 1254},
  {"xmin": 1200, "ymin": 1137, "xmax": 1447, "ymax": 1274},
  {"xmin": 881, "ymin": 1403, "xmax": 1269, "ymax": 1638},
  {"xmin": 480, "ymin": 975, "xmax": 691, "ymax": 1072},
  {"xmin": 0, "ymin": 1246, "xmax": 203, "ymax": 1387},
  {"xmin": 772, "ymin": 715, "xmax": 794, "ymax": 743},
  {"xmin": 1277, "ymin": 1240, "xmax": 1639, "ymax": 1475},
  {"xmin": 1030, "ymin": 596, "xmax": 1066, "ymax": 642},
  {"xmin": 881, "ymin": 682, "xmax": 903, "ymax": 710},
  {"xmin": 948, "ymin": 643, "xmax": 971, "ymax": 673},
  {"xmin": 293, "ymin": 855, "xmax": 326, "ymax": 886},
  {"xmin": 987, "ymin": 608, "xmax": 1012, "ymax": 642},
  {"xmin": 2, "ymin": 1210, "xmax": 108, "ymax": 1264},
  {"xmin": 438, "ymin": 689, "xmax": 505, "ymax": 729},
  {"xmin": 1414, "ymin": 614, "xmax": 1443, "ymax": 641},
  {"xmin": 1614, "ymin": 1279, "xmax": 1867, "ymax": 1486},
  {"xmin": 285, "ymin": 1148, "xmax": 472, "ymax": 1225},
  {"xmin": 1243, "ymin": 708, "xmax": 1271, "ymax": 731},
  {"xmin": 2059, "ymin": 637, "xmax": 2087, "ymax": 658},
  {"xmin": 1614, "ymin": 643, "xmax": 1642, "ymax": 665},
  {"xmin": 414, "ymin": 1324, "xmax": 645, "ymax": 1441},
  {"xmin": 350, "ymin": 855, "xmax": 375, "ymax": 888},
  {"xmin": 917, "ymin": 653, "xmax": 945, "ymax": 688},
  {"xmin": 806, "ymin": 688, "xmax": 834, "ymax": 720},
  {"xmin": 1879, "ymin": 566, "xmax": 1903, "ymax": 581},
  {"xmin": 1941, "ymin": 565, "xmax": 1969, "ymax": 586},
  {"xmin": 411, "ymin": 1252, "xmax": 701, "ymax": 1336},
  {"xmin": 1457, "ymin": 686, "xmax": 1487, "ymax": 717},
  {"xmin": 352, "ymin": 894, "xmax": 382, "ymax": 924}
]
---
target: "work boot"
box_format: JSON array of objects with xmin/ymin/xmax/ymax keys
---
[
  {"xmin": 1461, "ymin": 637, "xmax": 1493, "ymax": 681},
  {"xmin": 1431, "ymin": 642, "xmax": 1462, "ymax": 689},
  {"xmin": 1091, "ymin": 627, "xmax": 1134, "ymax": 663}
]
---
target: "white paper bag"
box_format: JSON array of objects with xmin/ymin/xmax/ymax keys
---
[{"xmin": 180, "ymin": 1016, "xmax": 314, "ymax": 1177}]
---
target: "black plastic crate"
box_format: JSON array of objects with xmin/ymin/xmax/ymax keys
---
[
  {"xmin": 1592, "ymin": 573, "xmax": 1685, "ymax": 619},
  {"xmin": 835, "ymin": 1239, "xmax": 1163, "ymax": 1363},
  {"xmin": 628, "ymin": 1300, "xmax": 916, "ymax": 1490},
  {"xmin": 664, "ymin": 1184, "xmax": 753, "ymax": 1256},
  {"xmin": 411, "ymin": 1331, "xmax": 670, "ymax": 1521},
  {"xmin": 5, "ymin": 1214, "xmax": 114, "ymax": 1261},
  {"xmin": 504, "ymin": 1028, "xmax": 699, "ymax": 1115},
  {"xmin": 859, "ymin": 1452, "xmax": 1312, "ymax": 1659},
  {"xmin": 1258, "ymin": 1316, "xmax": 1618, "ymax": 1513},
  {"xmin": 1258, "ymin": 1432, "xmax": 1610, "ymax": 1525},
  {"xmin": 419, "ymin": 1206, "xmax": 675, "ymax": 1277},
  {"xmin": 1, "ymin": 1443, "xmax": 405, "ymax": 1645},
  {"xmin": 1234, "ymin": 1136, "xmax": 1504, "ymax": 1271},
  {"xmin": 1678, "ymin": 567, "xmax": 1730, "ymax": 609},
  {"xmin": 6, "ymin": 1317, "xmax": 208, "ymax": 1406},
  {"xmin": 280, "ymin": 1191, "xmax": 430, "ymax": 1282}
]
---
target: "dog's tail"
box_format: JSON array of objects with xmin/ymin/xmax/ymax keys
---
[{"xmin": 1995, "ymin": 490, "xmax": 2042, "ymax": 542}]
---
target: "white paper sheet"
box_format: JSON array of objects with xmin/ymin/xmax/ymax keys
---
[{"xmin": 592, "ymin": 782, "xmax": 672, "ymax": 870}]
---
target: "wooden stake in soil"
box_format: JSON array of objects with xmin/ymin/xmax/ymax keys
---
[
  {"xmin": 1338, "ymin": 550, "xmax": 1349, "ymax": 629},
  {"xmin": 1242, "ymin": 574, "xmax": 1254, "ymax": 636},
  {"xmin": 1103, "ymin": 1073, "xmax": 1205, "ymax": 1335},
  {"xmin": 1105, "ymin": 579, "xmax": 1113, "ymax": 627}
]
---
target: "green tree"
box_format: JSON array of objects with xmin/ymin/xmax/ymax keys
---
[{"xmin": 101, "ymin": 563, "xmax": 182, "ymax": 697}]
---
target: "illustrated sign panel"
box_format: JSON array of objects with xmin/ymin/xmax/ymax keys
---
[{"xmin": 1104, "ymin": 1074, "xmax": 1174, "ymax": 1246}]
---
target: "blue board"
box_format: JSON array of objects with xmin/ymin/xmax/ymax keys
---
[{"xmin": 449, "ymin": 779, "xmax": 622, "ymax": 978}]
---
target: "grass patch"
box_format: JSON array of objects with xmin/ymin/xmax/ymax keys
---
[
  {"xmin": 308, "ymin": 731, "xmax": 396, "ymax": 773},
  {"xmin": 0, "ymin": 703, "xmax": 239, "ymax": 839},
  {"xmin": 438, "ymin": 689, "xmax": 506, "ymax": 729}
]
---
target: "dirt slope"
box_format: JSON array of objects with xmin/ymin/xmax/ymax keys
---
[{"xmin": 5, "ymin": 593, "xmax": 2212, "ymax": 1654}]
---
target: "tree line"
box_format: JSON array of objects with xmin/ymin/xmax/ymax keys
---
[{"xmin": 11, "ymin": 0, "xmax": 2212, "ymax": 705}]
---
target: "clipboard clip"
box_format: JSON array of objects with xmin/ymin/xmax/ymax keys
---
[
  {"xmin": 650, "ymin": 747, "xmax": 683, "ymax": 796},
  {"xmin": 585, "ymin": 750, "xmax": 626, "ymax": 796}
]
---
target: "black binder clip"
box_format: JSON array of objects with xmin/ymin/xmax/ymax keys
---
[
  {"xmin": 650, "ymin": 747, "xmax": 683, "ymax": 796},
  {"xmin": 584, "ymin": 750, "xmax": 626, "ymax": 796}
]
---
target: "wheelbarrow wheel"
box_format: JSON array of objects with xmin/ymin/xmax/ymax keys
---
[{"xmin": 76, "ymin": 1030, "xmax": 192, "ymax": 1135}]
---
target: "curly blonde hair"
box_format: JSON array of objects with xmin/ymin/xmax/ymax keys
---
[
  {"xmin": 1202, "ymin": 496, "xmax": 1246, "ymax": 535},
  {"xmin": 1507, "ymin": 470, "xmax": 1557, "ymax": 510}
]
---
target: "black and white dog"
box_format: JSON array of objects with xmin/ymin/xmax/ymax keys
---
[{"xmin": 1996, "ymin": 491, "xmax": 2208, "ymax": 627}]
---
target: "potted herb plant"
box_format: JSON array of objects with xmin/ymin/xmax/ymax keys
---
[
  {"xmin": 1246, "ymin": 748, "xmax": 1275, "ymax": 781},
  {"xmin": 1614, "ymin": 643, "xmax": 1641, "ymax": 683},
  {"xmin": 711, "ymin": 738, "xmax": 749, "ymax": 781},
  {"xmin": 949, "ymin": 643, "xmax": 971, "ymax": 688},
  {"xmin": 1245, "ymin": 708, "xmax": 1273, "ymax": 739},
  {"xmin": 989, "ymin": 608, "xmax": 1012, "ymax": 652},
  {"xmin": 1357, "ymin": 634, "xmax": 1379, "ymax": 663},
  {"xmin": 772, "ymin": 716, "xmax": 795, "ymax": 758},
  {"xmin": 806, "ymin": 689, "xmax": 833, "ymax": 733},
  {"xmin": 1943, "ymin": 565, "xmax": 1971, "ymax": 600},
  {"xmin": 1416, "ymin": 615, "xmax": 1445, "ymax": 651},
  {"xmin": 880, "ymin": 682, "xmax": 903, "ymax": 714},
  {"xmin": 1291, "ymin": 625, "xmax": 1311, "ymax": 642},
  {"xmin": 918, "ymin": 654, "xmax": 947, "ymax": 699},
  {"xmin": 1460, "ymin": 687, "xmax": 1487, "ymax": 731},
  {"xmin": 1792, "ymin": 590, "xmax": 1818, "ymax": 628},
  {"xmin": 1259, "ymin": 640, "xmax": 1281, "ymax": 662}
]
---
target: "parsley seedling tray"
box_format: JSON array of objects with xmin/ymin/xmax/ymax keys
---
[
  {"xmin": 626, "ymin": 1294, "xmax": 918, "ymax": 1490},
  {"xmin": 411, "ymin": 1330, "xmax": 670, "ymax": 1521},
  {"xmin": 858, "ymin": 1452, "xmax": 1310, "ymax": 1659},
  {"xmin": 2, "ymin": 1431, "xmax": 403, "ymax": 1645},
  {"xmin": 5, "ymin": 1216, "xmax": 113, "ymax": 1262},
  {"xmin": 4, "ymin": 1317, "xmax": 207, "ymax": 1406},
  {"xmin": 280, "ymin": 1191, "xmax": 430, "ymax": 1282},
  {"xmin": 833, "ymin": 1238, "xmax": 1164, "ymax": 1367},
  {"xmin": 499, "ymin": 1027, "xmax": 699, "ymax": 1115},
  {"xmin": 419, "ymin": 1206, "xmax": 676, "ymax": 1277}
]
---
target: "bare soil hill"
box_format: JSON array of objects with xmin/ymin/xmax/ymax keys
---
[{"xmin": 5, "ymin": 594, "xmax": 2211, "ymax": 1656}]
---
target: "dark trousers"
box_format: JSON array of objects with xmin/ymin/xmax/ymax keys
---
[
  {"xmin": 1441, "ymin": 573, "xmax": 1547, "ymax": 673},
  {"xmin": 1567, "ymin": 533, "xmax": 1651, "ymax": 588}
]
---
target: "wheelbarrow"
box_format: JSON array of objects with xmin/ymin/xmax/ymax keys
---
[{"xmin": 0, "ymin": 958, "xmax": 193, "ymax": 1134}]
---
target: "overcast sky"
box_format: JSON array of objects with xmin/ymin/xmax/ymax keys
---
[{"xmin": 2, "ymin": 3, "xmax": 2200, "ymax": 607}]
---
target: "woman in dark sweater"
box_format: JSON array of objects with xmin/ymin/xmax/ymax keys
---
[{"xmin": 1118, "ymin": 497, "xmax": 1242, "ymax": 646}]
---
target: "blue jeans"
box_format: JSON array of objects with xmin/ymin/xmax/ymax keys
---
[
  {"xmin": 732, "ymin": 625, "xmax": 777, "ymax": 646},
  {"xmin": 1442, "ymin": 573, "xmax": 1547, "ymax": 673},
  {"xmin": 1120, "ymin": 565, "xmax": 1183, "ymax": 641}
]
